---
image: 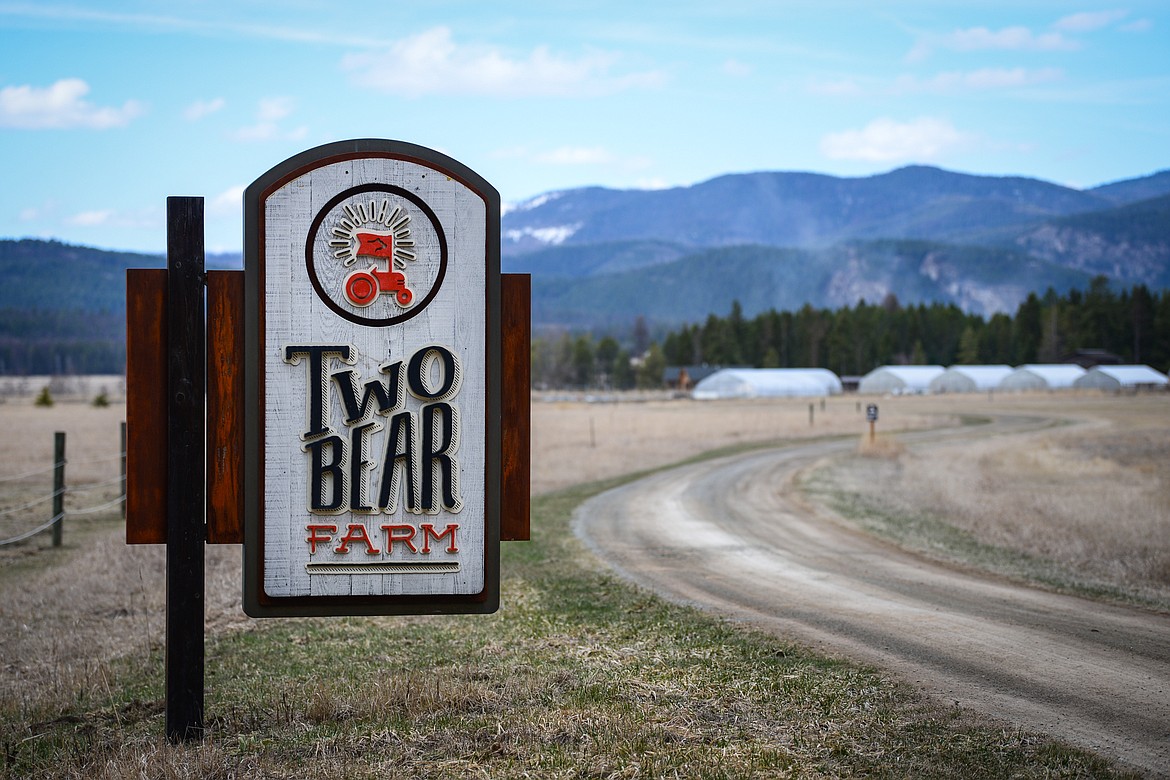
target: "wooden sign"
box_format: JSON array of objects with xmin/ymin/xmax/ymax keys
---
[{"xmin": 242, "ymin": 139, "xmax": 501, "ymax": 616}]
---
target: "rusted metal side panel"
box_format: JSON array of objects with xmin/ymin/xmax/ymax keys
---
[
  {"xmin": 125, "ymin": 268, "xmax": 167, "ymax": 544},
  {"xmin": 206, "ymin": 270, "xmax": 245, "ymax": 544},
  {"xmin": 500, "ymin": 273, "xmax": 531, "ymax": 541}
]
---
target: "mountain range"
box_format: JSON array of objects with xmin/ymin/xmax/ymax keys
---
[
  {"xmin": 1, "ymin": 164, "xmax": 1168, "ymax": 370},
  {"xmin": 501, "ymin": 164, "xmax": 1170, "ymax": 329}
]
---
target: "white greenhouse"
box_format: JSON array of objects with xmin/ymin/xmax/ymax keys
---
[
  {"xmin": 857, "ymin": 365, "xmax": 945, "ymax": 395},
  {"xmin": 999, "ymin": 364, "xmax": 1086, "ymax": 391},
  {"xmin": 1072, "ymin": 365, "xmax": 1169, "ymax": 391},
  {"xmin": 929, "ymin": 365, "xmax": 1014, "ymax": 394},
  {"xmin": 692, "ymin": 368, "xmax": 843, "ymax": 399}
]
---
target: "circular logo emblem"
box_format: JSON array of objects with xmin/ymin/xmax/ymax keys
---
[{"xmin": 305, "ymin": 184, "xmax": 447, "ymax": 326}]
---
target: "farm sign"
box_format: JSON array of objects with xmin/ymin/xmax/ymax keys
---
[{"xmin": 242, "ymin": 139, "xmax": 501, "ymax": 616}]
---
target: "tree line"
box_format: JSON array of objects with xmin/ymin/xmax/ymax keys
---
[
  {"xmin": 533, "ymin": 277, "xmax": 1170, "ymax": 389},
  {"xmin": 3, "ymin": 277, "xmax": 1167, "ymax": 385},
  {"xmin": 0, "ymin": 309, "xmax": 125, "ymax": 375}
]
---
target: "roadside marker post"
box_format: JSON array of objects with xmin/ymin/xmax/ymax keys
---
[
  {"xmin": 124, "ymin": 140, "xmax": 530, "ymax": 741},
  {"xmin": 866, "ymin": 403, "xmax": 879, "ymax": 443}
]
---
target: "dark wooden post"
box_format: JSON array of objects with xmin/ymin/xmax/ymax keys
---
[
  {"xmin": 165, "ymin": 197, "xmax": 206, "ymax": 743},
  {"xmin": 51, "ymin": 432, "xmax": 65, "ymax": 547}
]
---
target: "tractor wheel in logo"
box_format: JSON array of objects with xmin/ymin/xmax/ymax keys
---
[{"xmin": 344, "ymin": 268, "xmax": 379, "ymax": 307}]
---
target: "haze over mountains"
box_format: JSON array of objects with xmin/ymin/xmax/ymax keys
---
[{"xmin": 1, "ymin": 163, "xmax": 1168, "ymax": 372}]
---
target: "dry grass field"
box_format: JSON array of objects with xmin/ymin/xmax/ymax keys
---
[
  {"xmin": 529, "ymin": 391, "xmax": 954, "ymax": 494},
  {"xmin": 0, "ymin": 387, "xmax": 1161, "ymax": 777},
  {"xmin": 808, "ymin": 392, "xmax": 1170, "ymax": 608}
]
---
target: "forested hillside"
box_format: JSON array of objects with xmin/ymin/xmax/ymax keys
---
[
  {"xmin": 0, "ymin": 240, "xmax": 239, "ymax": 375},
  {"xmin": 532, "ymin": 278, "xmax": 1170, "ymax": 389}
]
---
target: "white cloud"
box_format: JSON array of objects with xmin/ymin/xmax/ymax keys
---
[
  {"xmin": 535, "ymin": 146, "xmax": 615, "ymax": 165},
  {"xmin": 257, "ymin": 96, "xmax": 293, "ymax": 122},
  {"xmin": 1054, "ymin": 10, "xmax": 1129, "ymax": 33},
  {"xmin": 1120, "ymin": 19, "xmax": 1153, "ymax": 32},
  {"xmin": 183, "ymin": 97, "xmax": 225, "ymax": 121},
  {"xmin": 233, "ymin": 97, "xmax": 303, "ymax": 141},
  {"xmin": 810, "ymin": 67, "xmax": 1062, "ymax": 99},
  {"xmin": 634, "ymin": 177, "xmax": 672, "ymax": 190},
  {"xmin": 0, "ymin": 4, "xmax": 393, "ymax": 48},
  {"xmin": 65, "ymin": 207, "xmax": 159, "ymax": 229},
  {"xmin": 67, "ymin": 209, "xmax": 115, "ymax": 227},
  {"xmin": 908, "ymin": 25, "xmax": 1078, "ymax": 61},
  {"xmin": 341, "ymin": 26, "xmax": 663, "ymax": 98},
  {"xmin": 0, "ymin": 78, "xmax": 143, "ymax": 129},
  {"xmin": 210, "ymin": 185, "xmax": 246, "ymax": 217},
  {"xmin": 808, "ymin": 78, "xmax": 865, "ymax": 97},
  {"xmin": 949, "ymin": 26, "xmax": 1076, "ymax": 51},
  {"xmin": 894, "ymin": 67, "xmax": 1063, "ymax": 93},
  {"xmin": 722, "ymin": 59, "xmax": 754, "ymax": 78},
  {"xmin": 820, "ymin": 117, "xmax": 971, "ymax": 162}
]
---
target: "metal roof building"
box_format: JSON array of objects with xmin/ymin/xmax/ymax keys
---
[
  {"xmin": 1072, "ymin": 365, "xmax": 1169, "ymax": 391},
  {"xmin": 692, "ymin": 368, "xmax": 843, "ymax": 399},
  {"xmin": 999, "ymin": 364, "xmax": 1086, "ymax": 391},
  {"xmin": 857, "ymin": 365, "xmax": 945, "ymax": 395},
  {"xmin": 929, "ymin": 365, "xmax": 1014, "ymax": 394}
]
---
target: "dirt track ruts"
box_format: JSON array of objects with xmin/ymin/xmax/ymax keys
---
[{"xmin": 574, "ymin": 415, "xmax": 1170, "ymax": 777}]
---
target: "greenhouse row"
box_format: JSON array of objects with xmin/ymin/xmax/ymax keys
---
[{"xmin": 691, "ymin": 364, "xmax": 1169, "ymax": 399}]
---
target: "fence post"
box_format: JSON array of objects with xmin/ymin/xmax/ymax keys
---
[
  {"xmin": 52, "ymin": 432, "xmax": 65, "ymax": 547},
  {"xmin": 120, "ymin": 421, "xmax": 127, "ymax": 520}
]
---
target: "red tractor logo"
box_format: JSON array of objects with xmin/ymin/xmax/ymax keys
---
[{"xmin": 343, "ymin": 231, "xmax": 413, "ymax": 308}]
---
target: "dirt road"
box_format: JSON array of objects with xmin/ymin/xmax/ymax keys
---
[{"xmin": 575, "ymin": 417, "xmax": 1170, "ymax": 777}]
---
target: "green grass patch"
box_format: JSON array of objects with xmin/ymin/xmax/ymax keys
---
[{"xmin": 1, "ymin": 466, "xmax": 1135, "ymax": 778}]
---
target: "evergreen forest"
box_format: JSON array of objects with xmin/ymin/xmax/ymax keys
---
[{"xmin": 532, "ymin": 277, "xmax": 1170, "ymax": 390}]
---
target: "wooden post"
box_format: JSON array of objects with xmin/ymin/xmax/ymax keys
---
[
  {"xmin": 869, "ymin": 420, "xmax": 875, "ymax": 444},
  {"xmin": 120, "ymin": 422, "xmax": 127, "ymax": 520},
  {"xmin": 51, "ymin": 432, "xmax": 65, "ymax": 547},
  {"xmin": 165, "ymin": 197, "xmax": 205, "ymax": 743},
  {"xmin": 500, "ymin": 273, "xmax": 531, "ymax": 542}
]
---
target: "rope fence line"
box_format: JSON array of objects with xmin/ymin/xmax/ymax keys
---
[
  {"xmin": 66, "ymin": 494, "xmax": 128, "ymax": 517},
  {"xmin": 0, "ymin": 512, "xmax": 66, "ymax": 546},
  {"xmin": 0, "ymin": 427, "xmax": 128, "ymax": 548},
  {"xmin": 0, "ymin": 489, "xmax": 63, "ymax": 518},
  {"xmin": 67, "ymin": 474, "xmax": 125, "ymax": 493},
  {"xmin": 0, "ymin": 461, "xmax": 65, "ymax": 483}
]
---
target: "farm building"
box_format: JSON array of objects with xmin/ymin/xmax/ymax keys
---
[
  {"xmin": 692, "ymin": 368, "xmax": 843, "ymax": 399},
  {"xmin": 857, "ymin": 365, "xmax": 945, "ymax": 395},
  {"xmin": 1072, "ymin": 365, "xmax": 1169, "ymax": 391},
  {"xmin": 929, "ymin": 365, "xmax": 1014, "ymax": 394},
  {"xmin": 999, "ymin": 364, "xmax": 1086, "ymax": 391}
]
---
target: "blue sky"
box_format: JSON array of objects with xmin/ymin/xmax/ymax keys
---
[{"xmin": 1, "ymin": 1, "xmax": 1167, "ymax": 253}]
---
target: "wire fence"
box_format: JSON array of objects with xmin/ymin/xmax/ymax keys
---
[{"xmin": 0, "ymin": 425, "xmax": 127, "ymax": 548}]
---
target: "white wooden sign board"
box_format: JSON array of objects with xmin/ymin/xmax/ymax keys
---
[{"xmin": 243, "ymin": 139, "xmax": 500, "ymax": 617}]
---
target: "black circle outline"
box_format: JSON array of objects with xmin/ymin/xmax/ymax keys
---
[{"xmin": 305, "ymin": 183, "xmax": 448, "ymax": 327}]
